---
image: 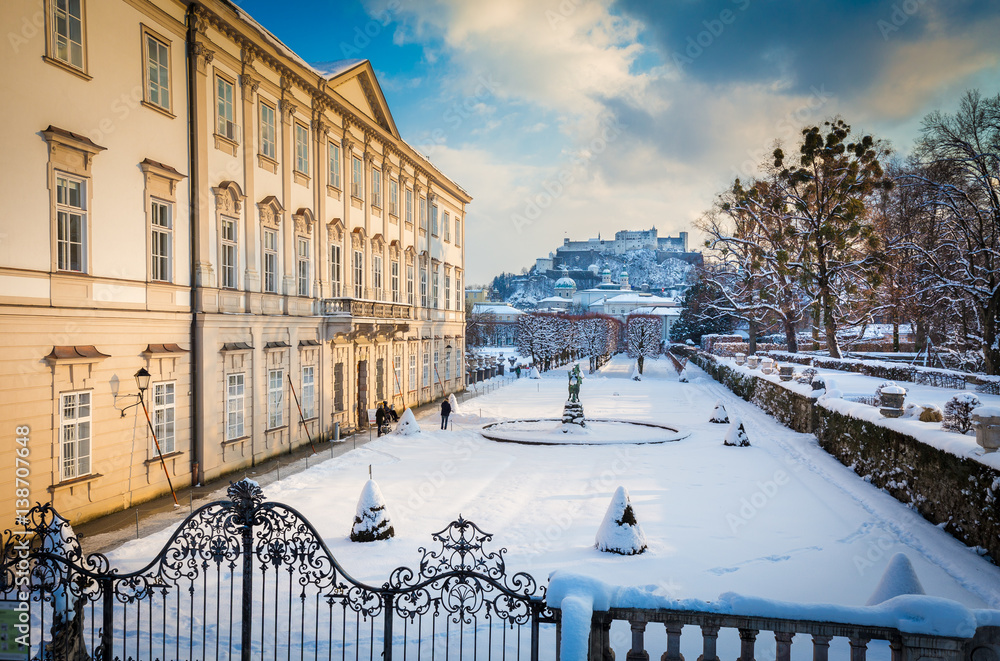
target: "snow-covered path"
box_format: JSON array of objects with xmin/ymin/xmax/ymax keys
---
[{"xmin": 108, "ymin": 355, "xmax": 1000, "ymax": 613}]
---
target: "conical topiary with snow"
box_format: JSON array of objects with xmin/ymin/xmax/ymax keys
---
[
  {"xmin": 866, "ymin": 553, "xmax": 925, "ymax": 606},
  {"xmin": 678, "ymin": 367, "xmax": 689, "ymax": 383},
  {"xmin": 448, "ymin": 393, "xmax": 460, "ymax": 415},
  {"xmin": 596, "ymin": 486, "xmax": 647, "ymax": 555},
  {"xmin": 709, "ymin": 400, "xmax": 729, "ymax": 423},
  {"xmin": 528, "ymin": 366, "xmax": 541, "ymax": 379},
  {"xmin": 350, "ymin": 479, "xmax": 395, "ymax": 542},
  {"xmin": 392, "ymin": 408, "xmax": 421, "ymax": 435},
  {"xmin": 723, "ymin": 418, "xmax": 750, "ymax": 447}
]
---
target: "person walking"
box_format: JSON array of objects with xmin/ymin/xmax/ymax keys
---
[
  {"xmin": 440, "ymin": 398, "xmax": 452, "ymax": 430},
  {"xmin": 384, "ymin": 401, "xmax": 398, "ymax": 422},
  {"xmin": 375, "ymin": 404, "xmax": 387, "ymax": 437}
]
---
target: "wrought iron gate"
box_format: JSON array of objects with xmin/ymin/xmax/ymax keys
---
[{"xmin": 0, "ymin": 479, "xmax": 555, "ymax": 661}]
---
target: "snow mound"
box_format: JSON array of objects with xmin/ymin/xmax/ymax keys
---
[
  {"xmin": 678, "ymin": 368, "xmax": 689, "ymax": 383},
  {"xmin": 529, "ymin": 367, "xmax": 541, "ymax": 379},
  {"xmin": 448, "ymin": 393, "xmax": 460, "ymax": 415},
  {"xmin": 631, "ymin": 364, "xmax": 641, "ymax": 381},
  {"xmin": 724, "ymin": 418, "xmax": 750, "ymax": 447},
  {"xmin": 392, "ymin": 408, "xmax": 421, "ymax": 436},
  {"xmin": 596, "ymin": 486, "xmax": 647, "ymax": 555},
  {"xmin": 710, "ymin": 401, "xmax": 729, "ymax": 424},
  {"xmin": 867, "ymin": 553, "xmax": 925, "ymax": 606},
  {"xmin": 350, "ymin": 479, "xmax": 395, "ymax": 542}
]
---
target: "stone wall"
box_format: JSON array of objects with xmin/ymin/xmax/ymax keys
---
[{"xmin": 686, "ymin": 350, "xmax": 1000, "ymax": 564}]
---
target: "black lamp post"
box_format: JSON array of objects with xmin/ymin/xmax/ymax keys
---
[{"xmin": 128, "ymin": 367, "xmax": 179, "ymax": 507}]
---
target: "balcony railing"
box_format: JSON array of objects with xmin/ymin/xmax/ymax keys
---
[{"xmin": 322, "ymin": 296, "xmax": 412, "ymax": 320}]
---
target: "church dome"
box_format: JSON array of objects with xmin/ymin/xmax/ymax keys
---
[{"xmin": 555, "ymin": 276, "xmax": 576, "ymax": 289}]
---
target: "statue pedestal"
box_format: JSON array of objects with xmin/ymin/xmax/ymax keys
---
[{"xmin": 562, "ymin": 400, "xmax": 586, "ymax": 427}]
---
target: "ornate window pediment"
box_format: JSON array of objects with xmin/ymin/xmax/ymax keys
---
[
  {"xmin": 258, "ymin": 195, "xmax": 283, "ymax": 229},
  {"xmin": 213, "ymin": 181, "xmax": 245, "ymax": 215},
  {"xmin": 371, "ymin": 233, "xmax": 385, "ymax": 252},
  {"xmin": 327, "ymin": 218, "xmax": 344, "ymax": 242},
  {"xmin": 351, "ymin": 227, "xmax": 367, "ymax": 249},
  {"xmin": 293, "ymin": 207, "xmax": 315, "ymax": 235}
]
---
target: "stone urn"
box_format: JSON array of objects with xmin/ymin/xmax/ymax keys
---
[
  {"xmin": 760, "ymin": 357, "xmax": 775, "ymax": 375},
  {"xmin": 734, "ymin": 353, "xmax": 746, "ymax": 366},
  {"xmin": 747, "ymin": 355, "xmax": 760, "ymax": 369},
  {"xmin": 778, "ymin": 365, "xmax": 794, "ymax": 381},
  {"xmin": 972, "ymin": 407, "xmax": 1000, "ymax": 453},
  {"xmin": 879, "ymin": 384, "xmax": 906, "ymax": 418}
]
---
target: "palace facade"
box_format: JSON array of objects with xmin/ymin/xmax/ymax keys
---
[{"xmin": 0, "ymin": 0, "xmax": 469, "ymax": 524}]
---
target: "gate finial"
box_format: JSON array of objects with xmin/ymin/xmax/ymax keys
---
[{"xmin": 228, "ymin": 478, "xmax": 265, "ymax": 510}]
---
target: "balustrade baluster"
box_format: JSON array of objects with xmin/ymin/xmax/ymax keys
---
[
  {"xmin": 889, "ymin": 638, "xmax": 902, "ymax": 661},
  {"xmin": 774, "ymin": 632, "xmax": 794, "ymax": 661},
  {"xmin": 697, "ymin": 624, "xmax": 720, "ymax": 661},
  {"xmin": 627, "ymin": 620, "xmax": 649, "ymax": 661},
  {"xmin": 738, "ymin": 628, "xmax": 758, "ymax": 661},
  {"xmin": 849, "ymin": 636, "xmax": 869, "ymax": 661},
  {"xmin": 661, "ymin": 623, "xmax": 683, "ymax": 661},
  {"xmin": 811, "ymin": 634, "xmax": 832, "ymax": 661}
]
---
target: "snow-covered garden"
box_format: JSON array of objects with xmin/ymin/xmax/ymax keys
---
[{"xmin": 104, "ymin": 354, "xmax": 1000, "ymax": 658}]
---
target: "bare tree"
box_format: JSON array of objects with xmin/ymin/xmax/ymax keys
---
[{"xmin": 626, "ymin": 314, "xmax": 661, "ymax": 374}]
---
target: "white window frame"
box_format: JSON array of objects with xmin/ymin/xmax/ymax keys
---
[
  {"xmin": 221, "ymin": 216, "xmax": 238, "ymax": 289},
  {"xmin": 50, "ymin": 0, "xmax": 86, "ymax": 71},
  {"xmin": 408, "ymin": 353, "xmax": 417, "ymax": 393},
  {"xmin": 372, "ymin": 168, "xmax": 382, "ymax": 207},
  {"xmin": 330, "ymin": 243, "xmax": 342, "ymax": 297},
  {"xmin": 389, "ymin": 179, "xmax": 398, "ymax": 216},
  {"xmin": 422, "ymin": 347, "xmax": 430, "ymax": 388},
  {"xmin": 455, "ymin": 273, "xmax": 462, "ymax": 310},
  {"xmin": 294, "ymin": 122, "xmax": 309, "ymax": 174},
  {"xmin": 152, "ymin": 381, "xmax": 175, "ymax": 454},
  {"xmin": 329, "ymin": 142, "xmax": 341, "ymax": 189},
  {"xmin": 406, "ymin": 262, "xmax": 414, "ymax": 306},
  {"xmin": 391, "ymin": 259, "xmax": 400, "ymax": 303},
  {"xmin": 455, "ymin": 217, "xmax": 462, "ymax": 246},
  {"xmin": 59, "ymin": 390, "xmax": 91, "ymax": 481},
  {"xmin": 352, "ymin": 156, "xmax": 363, "ymax": 198},
  {"xmin": 445, "ymin": 349, "xmax": 452, "ymax": 381},
  {"xmin": 432, "ymin": 269, "xmax": 439, "ymax": 309},
  {"xmin": 263, "ymin": 228, "xmax": 278, "ymax": 294},
  {"xmin": 267, "ymin": 368, "xmax": 284, "ymax": 429},
  {"xmin": 444, "ymin": 211, "xmax": 450, "ymax": 241},
  {"xmin": 227, "ymin": 373, "xmax": 245, "ymax": 440},
  {"xmin": 297, "ymin": 237, "xmax": 310, "ymax": 297},
  {"xmin": 405, "ymin": 189, "xmax": 413, "ymax": 224},
  {"xmin": 419, "ymin": 196, "xmax": 427, "ymax": 230},
  {"xmin": 393, "ymin": 350, "xmax": 402, "ymax": 396},
  {"xmin": 445, "ymin": 273, "xmax": 451, "ymax": 311},
  {"xmin": 353, "ymin": 249, "xmax": 364, "ymax": 298},
  {"xmin": 373, "ymin": 253, "xmax": 383, "ymax": 300},
  {"xmin": 301, "ymin": 366, "xmax": 315, "ymax": 419},
  {"xmin": 420, "ymin": 264, "xmax": 428, "ymax": 307},
  {"xmin": 143, "ymin": 30, "xmax": 170, "ymax": 112},
  {"xmin": 260, "ymin": 101, "xmax": 277, "ymax": 160},
  {"xmin": 431, "ymin": 204, "xmax": 439, "ymax": 236},
  {"xmin": 56, "ymin": 173, "xmax": 87, "ymax": 273},
  {"xmin": 150, "ymin": 198, "xmax": 172, "ymax": 282},
  {"xmin": 216, "ymin": 75, "xmax": 237, "ymax": 141}
]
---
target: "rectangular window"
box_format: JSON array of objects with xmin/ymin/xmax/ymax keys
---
[
  {"xmin": 431, "ymin": 204, "xmax": 439, "ymax": 236},
  {"xmin": 330, "ymin": 243, "xmax": 341, "ymax": 297},
  {"xmin": 334, "ymin": 363, "xmax": 345, "ymax": 411},
  {"xmin": 221, "ymin": 217, "xmax": 238, "ymax": 289},
  {"xmin": 406, "ymin": 262, "xmax": 414, "ymax": 305},
  {"xmin": 422, "ymin": 348, "xmax": 430, "ymax": 388},
  {"xmin": 353, "ymin": 249, "xmax": 364, "ymax": 298},
  {"xmin": 329, "ymin": 143, "xmax": 341, "ymax": 188},
  {"xmin": 419, "ymin": 197, "xmax": 427, "ymax": 230},
  {"xmin": 144, "ymin": 32, "xmax": 170, "ymax": 111},
  {"xmin": 56, "ymin": 174, "xmax": 86, "ymax": 273},
  {"xmin": 52, "ymin": 0, "xmax": 84, "ymax": 70},
  {"xmin": 297, "ymin": 237, "xmax": 310, "ymax": 297},
  {"xmin": 372, "ymin": 168, "xmax": 382, "ymax": 207},
  {"xmin": 227, "ymin": 373, "xmax": 245, "ymax": 440},
  {"xmin": 445, "ymin": 274, "xmax": 451, "ymax": 310},
  {"xmin": 260, "ymin": 102, "xmax": 276, "ymax": 160},
  {"xmin": 391, "ymin": 259, "xmax": 400, "ymax": 303},
  {"xmin": 151, "ymin": 199, "xmax": 171, "ymax": 282},
  {"xmin": 59, "ymin": 391, "xmax": 91, "ymax": 480},
  {"xmin": 263, "ymin": 229, "xmax": 278, "ymax": 293},
  {"xmin": 389, "ymin": 179, "xmax": 398, "ymax": 216},
  {"xmin": 373, "ymin": 254, "xmax": 383, "ymax": 299},
  {"xmin": 455, "ymin": 273, "xmax": 462, "ymax": 311},
  {"xmin": 445, "ymin": 350, "xmax": 452, "ymax": 381},
  {"xmin": 394, "ymin": 349, "xmax": 402, "ymax": 396},
  {"xmin": 432, "ymin": 269, "xmax": 439, "ymax": 309},
  {"xmin": 295, "ymin": 123, "xmax": 309, "ymax": 174},
  {"xmin": 408, "ymin": 353, "xmax": 416, "ymax": 392},
  {"xmin": 267, "ymin": 369, "xmax": 284, "ymax": 429},
  {"xmin": 405, "ymin": 189, "xmax": 413, "ymax": 224},
  {"xmin": 420, "ymin": 264, "xmax": 427, "ymax": 307},
  {"xmin": 216, "ymin": 75, "xmax": 236, "ymax": 141},
  {"xmin": 301, "ymin": 366, "xmax": 315, "ymax": 419},
  {"xmin": 152, "ymin": 382, "xmax": 175, "ymax": 454},
  {"xmin": 352, "ymin": 156, "xmax": 363, "ymax": 198},
  {"xmin": 444, "ymin": 211, "xmax": 450, "ymax": 241},
  {"xmin": 456, "ymin": 217, "xmax": 462, "ymax": 246},
  {"xmin": 434, "ymin": 349, "xmax": 440, "ymax": 387}
]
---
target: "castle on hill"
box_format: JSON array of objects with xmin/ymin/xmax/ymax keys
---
[{"xmin": 535, "ymin": 227, "xmax": 698, "ymax": 273}]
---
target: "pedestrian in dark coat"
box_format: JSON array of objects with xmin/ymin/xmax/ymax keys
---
[
  {"xmin": 375, "ymin": 405, "xmax": 387, "ymax": 437},
  {"xmin": 440, "ymin": 399, "xmax": 452, "ymax": 430}
]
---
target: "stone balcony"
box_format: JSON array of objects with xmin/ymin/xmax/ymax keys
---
[{"xmin": 321, "ymin": 297, "xmax": 413, "ymax": 320}]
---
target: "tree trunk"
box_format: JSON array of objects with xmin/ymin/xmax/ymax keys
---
[
  {"xmin": 637, "ymin": 356, "xmax": 644, "ymax": 374},
  {"xmin": 748, "ymin": 319, "xmax": 758, "ymax": 355},
  {"xmin": 812, "ymin": 301, "xmax": 821, "ymax": 350},
  {"xmin": 783, "ymin": 316, "xmax": 798, "ymax": 353},
  {"xmin": 915, "ymin": 320, "xmax": 927, "ymax": 354},
  {"xmin": 983, "ymin": 288, "xmax": 1000, "ymax": 375},
  {"xmin": 822, "ymin": 291, "xmax": 842, "ymax": 359}
]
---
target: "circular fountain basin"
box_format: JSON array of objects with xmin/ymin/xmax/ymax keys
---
[{"xmin": 480, "ymin": 418, "xmax": 689, "ymax": 446}]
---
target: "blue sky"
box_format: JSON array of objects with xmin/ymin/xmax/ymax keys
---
[{"xmin": 235, "ymin": 0, "xmax": 1000, "ymax": 285}]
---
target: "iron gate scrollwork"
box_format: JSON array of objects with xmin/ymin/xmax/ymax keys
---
[{"xmin": 0, "ymin": 479, "xmax": 555, "ymax": 661}]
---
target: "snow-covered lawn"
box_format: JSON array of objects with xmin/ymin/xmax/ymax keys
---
[{"xmin": 108, "ymin": 355, "xmax": 1000, "ymax": 615}]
